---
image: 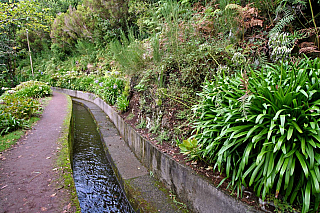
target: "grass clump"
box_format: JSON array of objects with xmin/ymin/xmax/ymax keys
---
[{"xmin": 193, "ymin": 57, "xmax": 320, "ymax": 212}]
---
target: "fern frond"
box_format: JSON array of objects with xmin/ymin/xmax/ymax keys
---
[
  {"xmin": 270, "ymin": 14, "xmax": 295, "ymax": 34},
  {"xmin": 225, "ymin": 4, "xmax": 242, "ymax": 11},
  {"xmin": 271, "ymin": 3, "xmax": 296, "ymax": 34}
]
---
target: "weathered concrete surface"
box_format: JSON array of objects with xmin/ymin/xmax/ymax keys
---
[
  {"xmin": 72, "ymin": 98, "xmax": 184, "ymax": 213},
  {"xmin": 53, "ymin": 88, "xmax": 260, "ymax": 213}
]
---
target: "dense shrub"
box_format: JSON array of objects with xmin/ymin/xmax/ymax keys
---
[
  {"xmin": 0, "ymin": 80, "xmax": 49, "ymax": 135},
  {"xmin": 0, "ymin": 110, "xmax": 25, "ymax": 136},
  {"xmin": 193, "ymin": 57, "xmax": 320, "ymax": 212},
  {"xmin": 49, "ymin": 70, "xmax": 126, "ymax": 106},
  {"xmin": 50, "ymin": 5, "xmax": 95, "ymax": 53},
  {"xmin": 13, "ymin": 80, "xmax": 52, "ymax": 98},
  {"xmin": 0, "ymin": 81, "xmax": 51, "ymax": 135},
  {"xmin": 1, "ymin": 95, "xmax": 40, "ymax": 119},
  {"xmin": 93, "ymin": 76, "xmax": 125, "ymax": 105}
]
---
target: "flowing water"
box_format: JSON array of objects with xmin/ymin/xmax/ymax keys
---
[{"xmin": 72, "ymin": 101, "xmax": 134, "ymax": 212}]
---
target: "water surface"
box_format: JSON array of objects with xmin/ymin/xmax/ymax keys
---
[{"xmin": 72, "ymin": 101, "xmax": 134, "ymax": 212}]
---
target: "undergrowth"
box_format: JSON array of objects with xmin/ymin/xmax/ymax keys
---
[{"xmin": 193, "ymin": 57, "xmax": 320, "ymax": 212}]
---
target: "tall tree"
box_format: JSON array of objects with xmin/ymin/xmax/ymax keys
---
[{"xmin": 0, "ymin": 0, "xmax": 53, "ymax": 86}]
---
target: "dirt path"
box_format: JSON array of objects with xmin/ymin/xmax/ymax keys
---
[{"xmin": 0, "ymin": 91, "xmax": 73, "ymax": 213}]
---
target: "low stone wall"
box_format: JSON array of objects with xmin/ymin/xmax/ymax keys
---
[{"xmin": 53, "ymin": 88, "xmax": 259, "ymax": 213}]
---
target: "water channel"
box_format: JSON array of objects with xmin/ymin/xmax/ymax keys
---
[{"xmin": 71, "ymin": 101, "xmax": 135, "ymax": 212}]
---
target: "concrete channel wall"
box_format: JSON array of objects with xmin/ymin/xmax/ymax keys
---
[{"xmin": 53, "ymin": 88, "xmax": 259, "ymax": 213}]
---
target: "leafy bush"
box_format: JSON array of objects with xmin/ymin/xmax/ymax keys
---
[
  {"xmin": 116, "ymin": 94, "xmax": 129, "ymax": 112},
  {"xmin": 49, "ymin": 69, "xmax": 125, "ymax": 106},
  {"xmin": 193, "ymin": 57, "xmax": 320, "ymax": 212},
  {"xmin": 50, "ymin": 5, "xmax": 95, "ymax": 51},
  {"xmin": 109, "ymin": 30, "xmax": 146, "ymax": 76},
  {"xmin": 0, "ymin": 80, "xmax": 47, "ymax": 135},
  {"xmin": 93, "ymin": 75, "xmax": 125, "ymax": 105},
  {"xmin": 73, "ymin": 74, "xmax": 95, "ymax": 92},
  {"xmin": 1, "ymin": 94, "xmax": 40, "ymax": 119},
  {"xmin": 13, "ymin": 80, "xmax": 52, "ymax": 98},
  {"xmin": 50, "ymin": 70, "xmax": 79, "ymax": 89},
  {"xmin": 0, "ymin": 110, "xmax": 25, "ymax": 136},
  {"xmin": 178, "ymin": 138, "xmax": 199, "ymax": 160}
]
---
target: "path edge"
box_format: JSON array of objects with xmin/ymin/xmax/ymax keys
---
[{"xmin": 54, "ymin": 92, "xmax": 81, "ymax": 212}]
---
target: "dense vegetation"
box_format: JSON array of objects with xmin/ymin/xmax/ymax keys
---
[
  {"xmin": 1, "ymin": 0, "xmax": 320, "ymax": 212},
  {"xmin": 0, "ymin": 80, "xmax": 51, "ymax": 135}
]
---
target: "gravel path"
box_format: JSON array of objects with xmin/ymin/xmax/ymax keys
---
[{"xmin": 0, "ymin": 91, "xmax": 74, "ymax": 213}]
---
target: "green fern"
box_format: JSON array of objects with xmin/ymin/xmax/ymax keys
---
[
  {"xmin": 270, "ymin": 5, "xmax": 295, "ymax": 34},
  {"xmin": 270, "ymin": 14, "xmax": 295, "ymax": 34}
]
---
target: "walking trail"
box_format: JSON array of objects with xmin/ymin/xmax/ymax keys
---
[{"xmin": 0, "ymin": 91, "xmax": 74, "ymax": 213}]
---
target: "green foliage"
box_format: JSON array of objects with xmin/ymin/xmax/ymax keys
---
[
  {"xmin": 13, "ymin": 80, "xmax": 52, "ymax": 98},
  {"xmin": 110, "ymin": 30, "xmax": 146, "ymax": 75},
  {"xmin": 93, "ymin": 75, "xmax": 124, "ymax": 105},
  {"xmin": 0, "ymin": 0, "xmax": 53, "ymax": 83},
  {"xmin": 38, "ymin": 0, "xmax": 82, "ymax": 16},
  {"xmin": 0, "ymin": 1, "xmax": 52, "ymax": 31},
  {"xmin": 50, "ymin": 0, "xmax": 130, "ymax": 51},
  {"xmin": 156, "ymin": 130, "xmax": 170, "ymax": 144},
  {"xmin": 116, "ymin": 79, "xmax": 130, "ymax": 112},
  {"xmin": 72, "ymin": 74, "xmax": 95, "ymax": 91},
  {"xmin": 84, "ymin": 0, "xmax": 128, "ymax": 26},
  {"xmin": 49, "ymin": 69, "xmax": 125, "ymax": 106},
  {"xmin": 0, "ymin": 80, "xmax": 50, "ymax": 135},
  {"xmin": 50, "ymin": 5, "xmax": 95, "ymax": 52},
  {"xmin": 178, "ymin": 138, "xmax": 199, "ymax": 159},
  {"xmin": 0, "ymin": 110, "xmax": 25, "ymax": 136},
  {"xmin": 193, "ymin": 57, "xmax": 320, "ymax": 212},
  {"xmin": 269, "ymin": 8, "xmax": 296, "ymax": 35},
  {"xmin": 50, "ymin": 70, "xmax": 79, "ymax": 89},
  {"xmin": 0, "ymin": 130, "xmax": 25, "ymax": 152},
  {"xmin": 116, "ymin": 94, "xmax": 130, "ymax": 112},
  {"xmin": 1, "ymin": 92, "xmax": 40, "ymax": 119},
  {"xmin": 136, "ymin": 117, "xmax": 147, "ymax": 129}
]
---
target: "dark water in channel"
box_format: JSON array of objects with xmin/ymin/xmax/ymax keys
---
[{"xmin": 72, "ymin": 101, "xmax": 134, "ymax": 213}]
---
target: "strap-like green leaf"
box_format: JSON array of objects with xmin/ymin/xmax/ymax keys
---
[
  {"xmin": 257, "ymin": 150, "xmax": 269, "ymax": 164},
  {"xmin": 274, "ymin": 135, "xmax": 285, "ymax": 153},
  {"xmin": 245, "ymin": 125, "xmax": 260, "ymax": 140},
  {"xmin": 314, "ymin": 166, "xmax": 320, "ymax": 182},
  {"xmin": 285, "ymin": 174, "xmax": 294, "ymax": 199},
  {"xmin": 273, "ymin": 109, "xmax": 285, "ymax": 121},
  {"xmin": 284, "ymin": 156, "xmax": 293, "ymax": 190},
  {"xmin": 292, "ymin": 121, "xmax": 303, "ymax": 133},
  {"xmin": 244, "ymin": 142, "xmax": 253, "ymax": 165},
  {"xmin": 255, "ymin": 114, "xmax": 265, "ymax": 124},
  {"xmin": 300, "ymin": 89, "xmax": 309, "ymax": 98},
  {"xmin": 287, "ymin": 126, "xmax": 294, "ymax": 141},
  {"xmin": 252, "ymin": 129, "xmax": 268, "ymax": 144},
  {"xmin": 249, "ymin": 159, "xmax": 264, "ymax": 186},
  {"xmin": 275, "ymin": 154, "xmax": 285, "ymax": 174},
  {"xmin": 306, "ymin": 143, "xmax": 314, "ymax": 169},
  {"xmin": 280, "ymin": 114, "xmax": 285, "ymax": 127},
  {"xmin": 267, "ymin": 152, "xmax": 274, "ymax": 177},
  {"xmin": 307, "ymin": 138, "xmax": 317, "ymax": 148},
  {"xmin": 312, "ymin": 134, "xmax": 320, "ymax": 143},
  {"xmin": 304, "ymin": 181, "xmax": 311, "ymax": 213},
  {"xmin": 242, "ymin": 162, "xmax": 256, "ymax": 184},
  {"xmin": 280, "ymin": 157, "xmax": 290, "ymax": 176},
  {"xmin": 268, "ymin": 120, "xmax": 276, "ymax": 140},
  {"xmin": 310, "ymin": 169, "xmax": 320, "ymax": 193},
  {"xmin": 284, "ymin": 143, "xmax": 297, "ymax": 158},
  {"xmin": 301, "ymin": 137, "xmax": 306, "ymax": 155},
  {"xmin": 296, "ymin": 151, "xmax": 309, "ymax": 178}
]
